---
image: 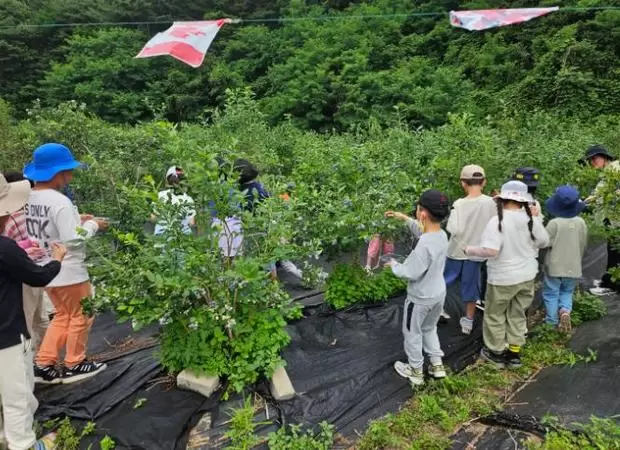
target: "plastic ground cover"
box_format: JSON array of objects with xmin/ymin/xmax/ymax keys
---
[
  {"xmin": 34, "ymin": 292, "xmax": 482, "ymax": 448},
  {"xmin": 34, "ymin": 241, "xmax": 610, "ymax": 449},
  {"xmin": 451, "ymin": 241, "xmax": 616, "ymax": 449}
]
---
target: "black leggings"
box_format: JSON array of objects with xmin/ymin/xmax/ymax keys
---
[{"xmin": 601, "ymin": 240, "xmax": 620, "ymax": 291}]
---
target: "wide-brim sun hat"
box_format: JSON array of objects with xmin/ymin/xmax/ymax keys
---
[
  {"xmin": 545, "ymin": 185, "xmax": 586, "ymax": 219},
  {"xmin": 23, "ymin": 143, "xmax": 84, "ymax": 182},
  {"xmin": 584, "ymin": 144, "xmax": 616, "ymax": 162},
  {"xmin": 496, "ymin": 180, "xmax": 533, "ymax": 204},
  {"xmin": 0, "ymin": 174, "xmax": 31, "ymax": 217}
]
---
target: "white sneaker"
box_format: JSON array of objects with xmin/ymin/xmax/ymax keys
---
[
  {"xmin": 475, "ymin": 299, "xmax": 485, "ymax": 311},
  {"xmin": 460, "ymin": 317, "xmax": 473, "ymax": 335},
  {"xmin": 394, "ymin": 361, "xmax": 424, "ymax": 385},
  {"xmin": 590, "ymin": 287, "xmax": 615, "ymax": 296},
  {"xmin": 593, "ymin": 279, "xmax": 602, "ymax": 288},
  {"xmin": 428, "ymin": 363, "xmax": 447, "ymax": 379}
]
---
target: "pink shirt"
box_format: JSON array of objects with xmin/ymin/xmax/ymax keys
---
[{"xmin": 1, "ymin": 209, "xmax": 28, "ymax": 242}]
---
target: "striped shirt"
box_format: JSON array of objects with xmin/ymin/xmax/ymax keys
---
[{"xmin": 1, "ymin": 209, "xmax": 28, "ymax": 242}]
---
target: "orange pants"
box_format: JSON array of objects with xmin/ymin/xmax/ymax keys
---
[{"xmin": 36, "ymin": 281, "xmax": 94, "ymax": 368}]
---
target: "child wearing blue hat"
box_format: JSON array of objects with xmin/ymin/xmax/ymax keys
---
[
  {"xmin": 543, "ymin": 185, "xmax": 588, "ymax": 333},
  {"xmin": 23, "ymin": 143, "xmax": 108, "ymax": 385}
]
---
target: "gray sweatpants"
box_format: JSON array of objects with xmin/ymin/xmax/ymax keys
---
[{"xmin": 403, "ymin": 295, "xmax": 445, "ymax": 369}]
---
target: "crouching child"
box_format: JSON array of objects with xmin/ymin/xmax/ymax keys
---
[{"xmin": 385, "ymin": 190, "xmax": 450, "ymax": 386}]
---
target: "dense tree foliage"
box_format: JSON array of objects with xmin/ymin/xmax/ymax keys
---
[
  {"xmin": 1, "ymin": 91, "xmax": 618, "ymax": 392},
  {"xmin": 1, "ymin": 0, "xmax": 619, "ymax": 130}
]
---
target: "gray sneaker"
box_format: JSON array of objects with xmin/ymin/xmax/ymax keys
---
[
  {"xmin": 428, "ymin": 363, "xmax": 447, "ymax": 379},
  {"xmin": 394, "ymin": 361, "xmax": 424, "ymax": 385}
]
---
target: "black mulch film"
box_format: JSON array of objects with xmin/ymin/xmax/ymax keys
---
[
  {"xmin": 35, "ymin": 242, "xmax": 611, "ymax": 449},
  {"xmin": 451, "ymin": 242, "xmax": 619, "ymax": 450}
]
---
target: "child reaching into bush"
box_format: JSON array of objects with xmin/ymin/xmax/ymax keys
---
[
  {"xmin": 543, "ymin": 186, "xmax": 588, "ymax": 333},
  {"xmin": 385, "ymin": 210, "xmax": 452, "ymax": 321},
  {"xmin": 465, "ymin": 181, "xmax": 549, "ymax": 369},
  {"xmin": 445, "ymin": 165, "xmax": 496, "ymax": 335},
  {"xmin": 384, "ymin": 210, "xmax": 423, "ymax": 238},
  {"xmin": 385, "ymin": 190, "xmax": 450, "ymax": 386}
]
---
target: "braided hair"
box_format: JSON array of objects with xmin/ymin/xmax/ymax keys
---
[
  {"xmin": 496, "ymin": 198, "xmax": 536, "ymax": 241},
  {"xmin": 523, "ymin": 202, "xmax": 536, "ymax": 241},
  {"xmin": 496, "ymin": 197, "xmax": 504, "ymax": 233}
]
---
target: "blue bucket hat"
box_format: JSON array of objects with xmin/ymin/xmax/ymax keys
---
[
  {"xmin": 545, "ymin": 185, "xmax": 586, "ymax": 219},
  {"xmin": 23, "ymin": 143, "xmax": 84, "ymax": 182}
]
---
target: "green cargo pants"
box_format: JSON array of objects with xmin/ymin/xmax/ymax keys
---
[{"xmin": 483, "ymin": 280, "xmax": 535, "ymax": 353}]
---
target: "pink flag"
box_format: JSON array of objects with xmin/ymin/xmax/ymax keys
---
[
  {"xmin": 450, "ymin": 7, "xmax": 559, "ymax": 31},
  {"xmin": 136, "ymin": 19, "xmax": 231, "ymax": 68}
]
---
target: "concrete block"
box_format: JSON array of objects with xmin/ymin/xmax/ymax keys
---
[
  {"xmin": 269, "ymin": 366, "xmax": 296, "ymax": 401},
  {"xmin": 177, "ymin": 370, "xmax": 220, "ymax": 398}
]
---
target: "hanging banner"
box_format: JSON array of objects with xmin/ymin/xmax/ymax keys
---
[
  {"xmin": 136, "ymin": 19, "xmax": 231, "ymax": 68},
  {"xmin": 450, "ymin": 7, "xmax": 559, "ymax": 31}
]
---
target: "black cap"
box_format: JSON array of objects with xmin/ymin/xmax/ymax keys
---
[
  {"xmin": 512, "ymin": 167, "xmax": 540, "ymax": 187},
  {"xmin": 418, "ymin": 189, "xmax": 450, "ymax": 221},
  {"xmin": 584, "ymin": 145, "xmax": 616, "ymax": 162},
  {"xmin": 233, "ymin": 158, "xmax": 259, "ymax": 184}
]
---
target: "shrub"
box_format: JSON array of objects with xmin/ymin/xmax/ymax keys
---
[
  {"xmin": 571, "ymin": 291, "xmax": 607, "ymax": 327},
  {"xmin": 325, "ymin": 264, "xmax": 406, "ymax": 310}
]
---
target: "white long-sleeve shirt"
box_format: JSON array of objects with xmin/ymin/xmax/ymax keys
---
[
  {"xmin": 478, "ymin": 210, "xmax": 549, "ymax": 286},
  {"xmin": 24, "ymin": 189, "xmax": 98, "ymax": 287}
]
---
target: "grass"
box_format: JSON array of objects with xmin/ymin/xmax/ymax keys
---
[
  {"xmin": 527, "ymin": 416, "xmax": 620, "ymax": 449},
  {"xmin": 357, "ymin": 325, "xmax": 598, "ymax": 450}
]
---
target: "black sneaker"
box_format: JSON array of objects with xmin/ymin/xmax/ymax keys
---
[
  {"xmin": 63, "ymin": 361, "xmax": 107, "ymax": 384},
  {"xmin": 34, "ymin": 365, "xmax": 63, "ymax": 385},
  {"xmin": 505, "ymin": 350, "xmax": 522, "ymax": 368},
  {"xmin": 479, "ymin": 347, "xmax": 506, "ymax": 369}
]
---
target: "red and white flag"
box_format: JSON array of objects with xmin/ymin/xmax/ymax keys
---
[
  {"xmin": 450, "ymin": 7, "xmax": 559, "ymax": 31},
  {"xmin": 136, "ymin": 19, "xmax": 231, "ymax": 68}
]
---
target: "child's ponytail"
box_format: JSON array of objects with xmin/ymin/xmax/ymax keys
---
[
  {"xmin": 496, "ymin": 198, "xmax": 504, "ymax": 233},
  {"xmin": 523, "ymin": 203, "xmax": 536, "ymax": 241}
]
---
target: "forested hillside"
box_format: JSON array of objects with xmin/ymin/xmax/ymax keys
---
[{"xmin": 1, "ymin": 0, "xmax": 619, "ymax": 130}]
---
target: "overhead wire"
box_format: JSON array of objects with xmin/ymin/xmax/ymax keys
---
[{"xmin": 0, "ymin": 6, "xmax": 619, "ymax": 30}]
